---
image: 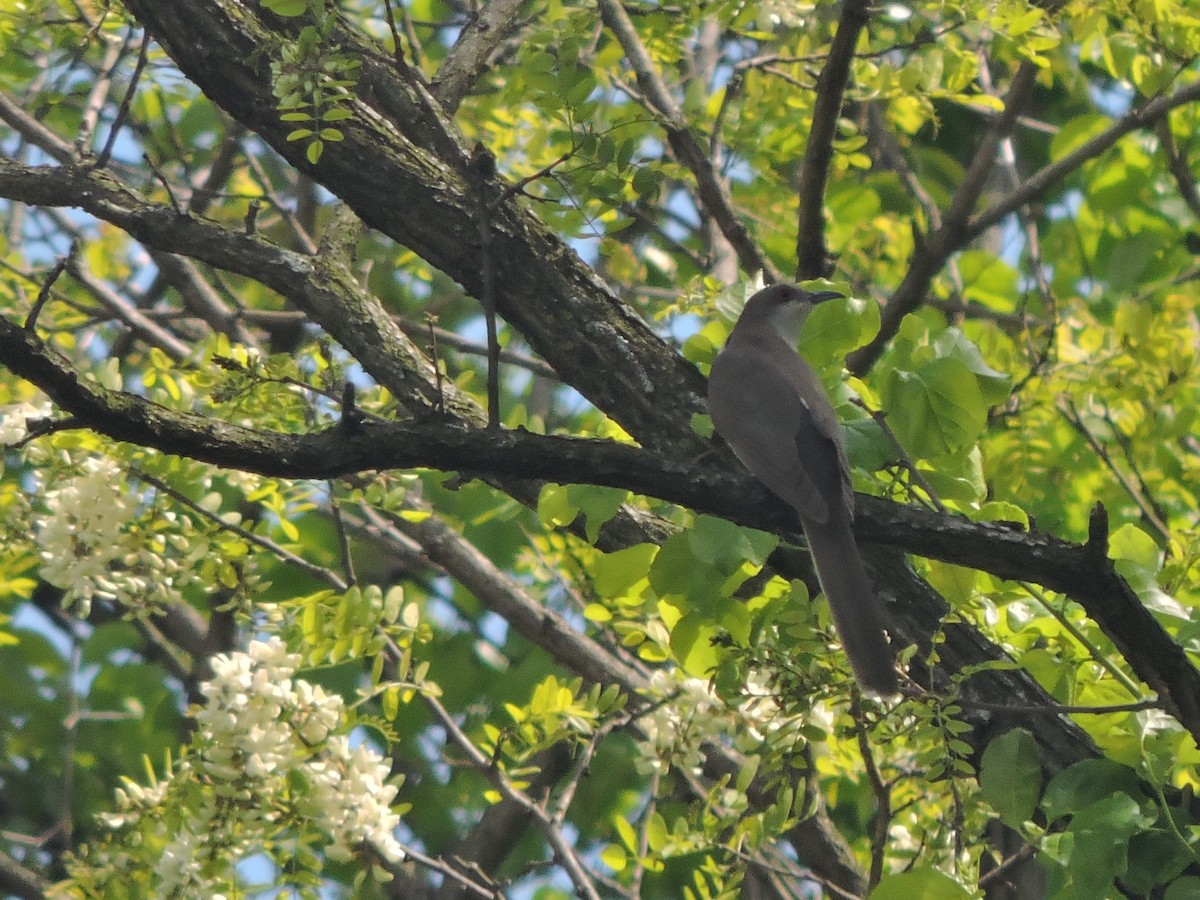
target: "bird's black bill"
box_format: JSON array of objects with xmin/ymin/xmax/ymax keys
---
[{"xmin": 809, "ymin": 290, "xmax": 843, "ymax": 305}]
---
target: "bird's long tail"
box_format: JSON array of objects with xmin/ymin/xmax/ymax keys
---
[{"xmin": 802, "ymin": 515, "xmax": 898, "ymax": 696}]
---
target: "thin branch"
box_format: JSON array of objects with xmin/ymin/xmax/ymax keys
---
[
  {"xmin": 1157, "ymin": 116, "xmax": 1200, "ymax": 219},
  {"xmin": 1020, "ymin": 577, "xmax": 1144, "ymax": 697},
  {"xmin": 63, "ymin": 253, "xmax": 193, "ymax": 360},
  {"xmin": 25, "ymin": 244, "xmax": 74, "ymax": 330},
  {"xmin": 75, "ymin": 31, "xmax": 126, "ymax": 158},
  {"xmin": 851, "ymin": 696, "xmax": 890, "ymax": 890},
  {"xmin": 388, "ymin": 498, "xmax": 648, "ymax": 690},
  {"xmin": 0, "ymin": 847, "xmax": 50, "ymax": 900},
  {"xmin": 850, "ymin": 398, "xmax": 945, "ymax": 513},
  {"xmin": 423, "ymin": 692, "xmax": 603, "ymax": 900},
  {"xmin": 132, "ymin": 467, "xmax": 349, "ymax": 591},
  {"xmin": 596, "ymin": 0, "xmax": 779, "ymax": 281},
  {"xmin": 1057, "ymin": 396, "xmax": 1172, "ymax": 544},
  {"xmin": 0, "ymin": 90, "xmax": 73, "ymax": 164},
  {"xmin": 94, "ymin": 31, "xmax": 150, "ymax": 169},
  {"xmin": 977, "ymin": 844, "xmax": 1039, "ymax": 891},
  {"xmin": 388, "ymin": 842, "xmax": 498, "ymax": 898},
  {"xmin": 796, "ymin": 0, "xmax": 871, "ymax": 280},
  {"xmin": 965, "ymin": 77, "xmax": 1200, "ymax": 241},
  {"xmin": 848, "ymin": 60, "xmax": 1040, "ymax": 374}
]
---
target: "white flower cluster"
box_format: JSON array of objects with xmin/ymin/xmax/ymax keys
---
[
  {"xmin": 33, "ymin": 454, "xmax": 210, "ymax": 617},
  {"xmin": 177, "ymin": 643, "xmax": 405, "ymax": 897},
  {"xmin": 84, "ymin": 638, "xmax": 406, "ymax": 896},
  {"xmin": 635, "ymin": 668, "xmax": 808, "ymax": 776},
  {"xmin": 634, "ymin": 669, "xmax": 726, "ymax": 776},
  {"xmin": 194, "ymin": 638, "xmax": 405, "ymax": 866},
  {"xmin": 34, "ymin": 456, "xmax": 138, "ymax": 618},
  {"xmin": 0, "ymin": 400, "xmax": 51, "ymax": 445}
]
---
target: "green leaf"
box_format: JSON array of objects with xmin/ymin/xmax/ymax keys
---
[
  {"xmin": 686, "ymin": 515, "xmax": 777, "ymax": 574},
  {"xmin": 1042, "ymin": 759, "xmax": 1143, "ymax": 823},
  {"xmin": 1066, "ymin": 793, "xmax": 1150, "ymax": 898},
  {"xmin": 1109, "ymin": 523, "xmax": 1162, "ymax": 597},
  {"xmin": 882, "ymin": 356, "xmax": 987, "ymax": 458},
  {"xmin": 1165, "ymin": 877, "xmax": 1200, "ymax": 900},
  {"xmin": 564, "ymin": 484, "xmax": 628, "ymax": 543},
  {"xmin": 931, "ymin": 328, "xmax": 1012, "ymax": 405},
  {"xmin": 650, "ymin": 531, "xmax": 719, "ymax": 609},
  {"xmin": 588, "ymin": 543, "xmax": 657, "ymax": 598},
  {"xmin": 669, "ymin": 611, "xmax": 721, "ymax": 678},
  {"xmin": 537, "ymin": 483, "xmax": 577, "ymax": 528},
  {"xmin": 979, "ymin": 728, "xmax": 1043, "ymax": 828},
  {"xmin": 262, "ymin": 0, "xmax": 309, "ymax": 15},
  {"xmin": 957, "ymin": 250, "xmax": 1019, "ymax": 314},
  {"xmin": 799, "ymin": 292, "xmax": 880, "ymax": 363},
  {"xmin": 870, "ymin": 867, "xmax": 974, "ymax": 899},
  {"xmin": 600, "ymin": 843, "xmax": 627, "ymax": 872}
]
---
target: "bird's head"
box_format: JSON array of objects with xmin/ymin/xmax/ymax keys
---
[{"xmin": 738, "ymin": 284, "xmax": 843, "ymax": 345}]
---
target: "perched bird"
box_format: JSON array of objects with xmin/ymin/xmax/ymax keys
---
[{"xmin": 707, "ymin": 284, "xmax": 897, "ymax": 695}]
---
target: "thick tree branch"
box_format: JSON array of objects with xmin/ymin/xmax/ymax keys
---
[
  {"xmin": 6, "ymin": 312, "xmax": 1199, "ymax": 744},
  {"xmin": 0, "ymin": 159, "xmax": 477, "ymax": 420}
]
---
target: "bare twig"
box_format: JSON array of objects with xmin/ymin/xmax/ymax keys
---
[
  {"xmin": 423, "ymin": 692, "xmax": 603, "ymax": 900},
  {"xmin": 403, "ymin": 315, "xmax": 557, "ymax": 381},
  {"xmin": 1057, "ymin": 396, "xmax": 1172, "ymax": 544},
  {"xmin": 977, "ymin": 844, "xmax": 1038, "ymax": 891},
  {"xmin": 75, "ymin": 31, "xmax": 126, "ymax": 158},
  {"xmin": 94, "ymin": 31, "xmax": 150, "ymax": 169},
  {"xmin": 25, "ymin": 245, "xmax": 74, "ymax": 330},
  {"xmin": 142, "ymin": 152, "xmax": 184, "ymax": 214},
  {"xmin": 380, "ymin": 0, "xmax": 407, "ymax": 70},
  {"xmin": 851, "ymin": 696, "xmax": 890, "ymax": 889}
]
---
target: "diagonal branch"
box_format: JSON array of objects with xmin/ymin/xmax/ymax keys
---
[
  {"xmin": 965, "ymin": 76, "xmax": 1200, "ymax": 240},
  {"xmin": 121, "ymin": 0, "xmax": 709, "ymax": 450},
  {"xmin": 850, "ymin": 73, "xmax": 1200, "ymax": 375},
  {"xmin": 848, "ymin": 60, "xmax": 1039, "ymax": 374},
  {"xmin": 596, "ymin": 0, "xmax": 780, "ymax": 282},
  {"xmin": 432, "ymin": 0, "xmax": 528, "ymax": 114}
]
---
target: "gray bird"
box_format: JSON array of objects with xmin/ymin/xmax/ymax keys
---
[{"xmin": 707, "ymin": 284, "xmax": 898, "ymax": 696}]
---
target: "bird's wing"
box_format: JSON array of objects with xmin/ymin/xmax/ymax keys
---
[{"xmin": 708, "ymin": 343, "xmax": 849, "ymax": 525}]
